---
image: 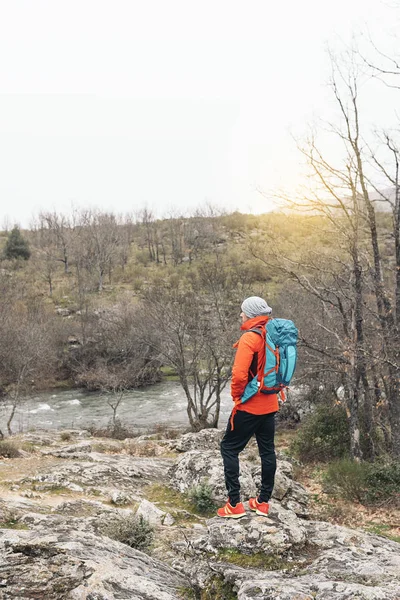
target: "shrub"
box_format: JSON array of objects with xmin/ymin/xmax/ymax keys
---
[
  {"xmin": 188, "ymin": 480, "xmax": 216, "ymax": 515},
  {"xmin": 126, "ymin": 440, "xmax": 157, "ymax": 457},
  {"xmin": 323, "ymin": 459, "xmax": 400, "ymax": 506},
  {"xmin": 323, "ymin": 459, "xmax": 369, "ymax": 502},
  {"xmin": 363, "ymin": 461, "xmax": 400, "ymax": 506},
  {"xmin": 0, "ymin": 441, "xmax": 21, "ymax": 458},
  {"xmin": 290, "ymin": 404, "xmax": 350, "ymax": 463},
  {"xmin": 88, "ymin": 420, "xmax": 138, "ymax": 440},
  {"xmin": 60, "ymin": 431, "xmax": 72, "ymax": 441},
  {"xmin": 101, "ymin": 514, "xmax": 154, "ymax": 551},
  {"xmin": 147, "ymin": 423, "xmax": 181, "ymax": 439}
]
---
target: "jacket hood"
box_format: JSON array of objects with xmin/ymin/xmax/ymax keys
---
[{"xmin": 240, "ymin": 315, "xmax": 270, "ymax": 331}]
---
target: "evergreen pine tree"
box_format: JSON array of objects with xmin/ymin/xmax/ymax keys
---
[{"xmin": 4, "ymin": 227, "xmax": 31, "ymax": 260}]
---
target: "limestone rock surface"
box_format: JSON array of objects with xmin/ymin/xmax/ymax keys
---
[
  {"xmin": 171, "ymin": 428, "xmax": 224, "ymax": 452},
  {"xmin": 1, "ymin": 428, "xmax": 399, "ymax": 600},
  {"xmin": 169, "ymin": 449, "xmax": 257, "ymax": 501},
  {"xmin": 0, "ymin": 526, "xmax": 189, "ymax": 599}
]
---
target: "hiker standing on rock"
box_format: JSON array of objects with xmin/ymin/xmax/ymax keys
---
[{"xmin": 217, "ymin": 296, "xmax": 278, "ymax": 518}]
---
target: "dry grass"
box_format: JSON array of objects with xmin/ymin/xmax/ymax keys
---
[{"xmin": 297, "ymin": 465, "xmax": 400, "ymax": 543}]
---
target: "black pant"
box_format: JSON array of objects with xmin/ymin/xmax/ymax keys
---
[{"xmin": 220, "ymin": 410, "xmax": 277, "ymax": 506}]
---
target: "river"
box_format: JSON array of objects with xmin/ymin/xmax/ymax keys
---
[{"xmin": 0, "ymin": 381, "xmax": 235, "ymax": 434}]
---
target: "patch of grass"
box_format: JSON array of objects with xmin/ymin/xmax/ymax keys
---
[
  {"xmin": 144, "ymin": 483, "xmax": 203, "ymax": 522},
  {"xmin": 0, "ymin": 510, "xmax": 29, "ymax": 530},
  {"xmin": 275, "ymin": 428, "xmax": 298, "ymax": 450},
  {"xmin": 178, "ymin": 587, "xmax": 197, "ymax": 600},
  {"xmin": 126, "ymin": 440, "xmax": 158, "ymax": 457},
  {"xmin": 309, "ymin": 493, "xmax": 352, "ymax": 523},
  {"xmin": 60, "ymin": 431, "xmax": 72, "ymax": 442},
  {"xmin": 160, "ymin": 366, "xmax": 180, "ymax": 382},
  {"xmin": 200, "ymin": 575, "xmax": 237, "ymax": 600},
  {"xmin": 100, "ymin": 514, "xmax": 154, "ymax": 551},
  {"xmin": 145, "ymin": 483, "xmax": 193, "ymax": 511},
  {"xmin": 46, "ymin": 485, "xmax": 75, "ymax": 495},
  {"xmin": 323, "ymin": 460, "xmax": 368, "ymax": 503},
  {"xmin": 364, "ymin": 522, "xmax": 400, "ymax": 543},
  {"xmin": 0, "ymin": 441, "xmax": 21, "ymax": 458},
  {"xmin": 92, "ymin": 442, "xmax": 123, "ymax": 454},
  {"xmin": 215, "ymin": 548, "xmax": 298, "ymax": 571},
  {"xmin": 0, "ymin": 520, "xmax": 29, "ymax": 530},
  {"xmin": 19, "ymin": 442, "xmax": 36, "ymax": 453}
]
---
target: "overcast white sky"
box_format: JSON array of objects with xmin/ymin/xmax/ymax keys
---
[{"xmin": 0, "ymin": 0, "xmax": 399, "ymax": 227}]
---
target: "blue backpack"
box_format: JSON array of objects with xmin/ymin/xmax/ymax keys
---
[{"xmin": 241, "ymin": 318, "xmax": 298, "ymax": 403}]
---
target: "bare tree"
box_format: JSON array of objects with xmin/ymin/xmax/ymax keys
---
[
  {"xmin": 253, "ymin": 50, "xmax": 400, "ymax": 458},
  {"xmin": 77, "ymin": 210, "xmax": 121, "ymax": 292},
  {"xmin": 0, "ymin": 293, "xmax": 63, "ymax": 435},
  {"xmin": 37, "ymin": 211, "xmax": 76, "ymax": 274}
]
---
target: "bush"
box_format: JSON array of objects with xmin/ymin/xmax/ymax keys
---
[
  {"xmin": 101, "ymin": 514, "xmax": 154, "ymax": 551},
  {"xmin": 0, "ymin": 441, "xmax": 21, "ymax": 458},
  {"xmin": 290, "ymin": 404, "xmax": 350, "ymax": 463},
  {"xmin": 323, "ymin": 459, "xmax": 369, "ymax": 502},
  {"xmin": 324, "ymin": 459, "xmax": 400, "ymax": 506},
  {"xmin": 188, "ymin": 480, "xmax": 216, "ymax": 515},
  {"xmin": 88, "ymin": 419, "xmax": 138, "ymax": 440},
  {"xmin": 363, "ymin": 461, "xmax": 400, "ymax": 505},
  {"xmin": 147, "ymin": 423, "xmax": 181, "ymax": 439}
]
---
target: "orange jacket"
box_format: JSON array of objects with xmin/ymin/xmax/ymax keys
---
[{"xmin": 231, "ymin": 316, "xmax": 279, "ymax": 423}]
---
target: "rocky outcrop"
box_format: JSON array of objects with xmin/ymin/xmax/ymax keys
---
[
  {"xmin": 0, "ymin": 525, "xmax": 189, "ymax": 599},
  {"xmin": 199, "ymin": 500, "xmax": 307, "ymax": 554},
  {"xmin": 169, "ymin": 449, "xmax": 257, "ymax": 501},
  {"xmin": 169, "ymin": 449, "xmax": 309, "ymax": 516},
  {"xmin": 0, "ymin": 428, "xmax": 398, "ymax": 600},
  {"xmin": 23, "ymin": 453, "xmax": 174, "ymax": 496},
  {"xmin": 203, "ymin": 519, "xmax": 400, "ymax": 600},
  {"xmin": 171, "ymin": 428, "xmax": 224, "ymax": 452}
]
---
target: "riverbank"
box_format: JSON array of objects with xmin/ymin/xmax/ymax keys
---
[{"xmin": 0, "ymin": 381, "xmax": 235, "ymax": 436}]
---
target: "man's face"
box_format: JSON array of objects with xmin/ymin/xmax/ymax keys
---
[{"xmin": 240, "ymin": 311, "xmax": 249, "ymax": 324}]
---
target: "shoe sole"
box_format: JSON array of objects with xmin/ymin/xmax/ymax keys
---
[
  {"xmin": 249, "ymin": 506, "xmax": 269, "ymax": 516},
  {"xmin": 218, "ymin": 512, "xmax": 246, "ymax": 519}
]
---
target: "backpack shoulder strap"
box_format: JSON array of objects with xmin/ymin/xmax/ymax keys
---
[{"xmin": 245, "ymin": 327, "xmax": 264, "ymax": 336}]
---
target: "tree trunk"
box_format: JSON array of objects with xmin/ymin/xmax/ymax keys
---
[
  {"xmin": 7, "ymin": 402, "xmax": 17, "ymax": 436},
  {"xmin": 388, "ymin": 366, "xmax": 400, "ymax": 457}
]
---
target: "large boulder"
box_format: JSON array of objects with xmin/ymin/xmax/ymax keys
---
[
  {"xmin": 136, "ymin": 499, "xmax": 175, "ymax": 526},
  {"xmin": 220, "ymin": 564, "xmax": 400, "ymax": 600},
  {"xmin": 168, "ymin": 450, "xmax": 256, "ymax": 501},
  {"xmin": 171, "ymin": 428, "xmax": 224, "ymax": 453},
  {"xmin": 196, "ymin": 500, "xmax": 307, "ymax": 555},
  {"xmin": 189, "ymin": 519, "xmax": 400, "ymax": 600},
  {"xmin": 24, "ymin": 455, "xmax": 174, "ymax": 495},
  {"xmin": 0, "ymin": 526, "xmax": 189, "ymax": 599},
  {"xmin": 169, "ymin": 449, "xmax": 309, "ymax": 515}
]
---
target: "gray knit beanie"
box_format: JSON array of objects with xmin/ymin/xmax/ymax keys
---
[{"xmin": 241, "ymin": 296, "xmax": 272, "ymax": 318}]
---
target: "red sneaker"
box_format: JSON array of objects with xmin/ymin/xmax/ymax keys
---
[
  {"xmin": 249, "ymin": 497, "xmax": 270, "ymax": 516},
  {"xmin": 217, "ymin": 500, "xmax": 246, "ymax": 519}
]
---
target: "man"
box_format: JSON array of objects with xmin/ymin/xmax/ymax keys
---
[{"xmin": 217, "ymin": 296, "xmax": 278, "ymax": 518}]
